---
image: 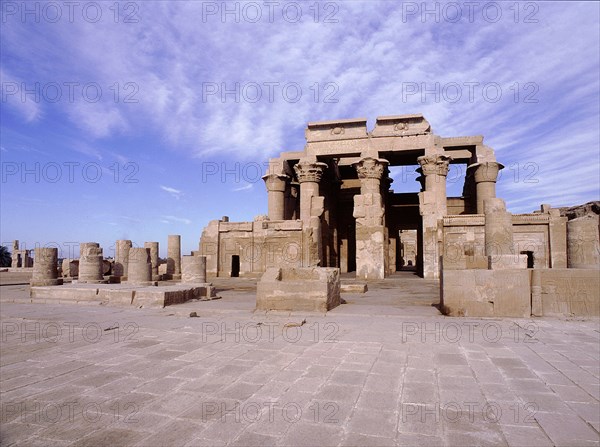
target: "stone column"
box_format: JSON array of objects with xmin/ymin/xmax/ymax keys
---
[
  {"xmin": 567, "ymin": 214, "xmax": 600, "ymax": 269},
  {"xmin": 144, "ymin": 242, "xmax": 160, "ymax": 280},
  {"xmin": 417, "ymin": 154, "xmax": 451, "ymax": 279},
  {"xmin": 167, "ymin": 235, "xmax": 182, "ymax": 280},
  {"xmin": 484, "ymin": 198, "xmax": 526, "ymax": 269},
  {"xmin": 262, "ymin": 174, "xmax": 289, "ymax": 221},
  {"xmin": 127, "ymin": 247, "xmax": 152, "ymax": 285},
  {"xmin": 470, "ymin": 162, "xmax": 504, "ymax": 214},
  {"xmin": 417, "ymin": 155, "xmax": 451, "ymax": 216},
  {"xmin": 294, "ymin": 159, "xmax": 327, "ymax": 266},
  {"xmin": 11, "ymin": 240, "xmax": 19, "ymax": 268},
  {"xmin": 182, "ymin": 255, "xmax": 207, "ymax": 283},
  {"xmin": 114, "ymin": 240, "xmax": 132, "ymax": 280},
  {"xmin": 294, "ymin": 160, "xmax": 327, "ymax": 224},
  {"xmin": 79, "ymin": 242, "xmax": 105, "ymax": 283},
  {"xmin": 353, "ymin": 156, "xmax": 389, "ymax": 280},
  {"xmin": 31, "ymin": 247, "xmax": 62, "ymax": 286}
]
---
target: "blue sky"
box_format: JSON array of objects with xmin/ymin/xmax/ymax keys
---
[{"xmin": 1, "ymin": 1, "xmax": 599, "ymax": 257}]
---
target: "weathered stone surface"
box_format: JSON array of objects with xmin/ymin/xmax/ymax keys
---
[
  {"xmin": 167, "ymin": 235, "xmax": 182, "ymax": 280},
  {"xmin": 567, "ymin": 214, "xmax": 600, "ymax": 269},
  {"xmin": 127, "ymin": 247, "xmax": 153, "ymax": 285},
  {"xmin": 114, "ymin": 239, "xmax": 132, "ymax": 278},
  {"xmin": 29, "ymin": 283, "xmax": 215, "ymax": 308},
  {"xmin": 538, "ymin": 268, "xmax": 600, "ymax": 316},
  {"xmin": 31, "ymin": 247, "xmax": 62, "ymax": 287},
  {"xmin": 61, "ymin": 259, "xmax": 79, "ymax": 277},
  {"xmin": 441, "ymin": 269, "xmax": 531, "ymax": 317},
  {"xmin": 484, "ymin": 198, "xmax": 514, "ymax": 258},
  {"xmin": 144, "ymin": 242, "xmax": 160, "ymax": 280},
  {"xmin": 341, "ymin": 283, "xmax": 368, "ymax": 293},
  {"xmin": 256, "ymin": 267, "xmax": 341, "ymax": 312},
  {"xmin": 78, "ymin": 242, "xmax": 105, "ymax": 284},
  {"xmin": 559, "ymin": 200, "xmax": 600, "ymax": 220},
  {"xmin": 181, "ymin": 255, "xmax": 207, "ymax": 283}
]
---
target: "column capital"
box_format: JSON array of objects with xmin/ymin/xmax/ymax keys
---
[
  {"xmin": 262, "ymin": 173, "xmax": 289, "ymax": 192},
  {"xmin": 294, "ymin": 160, "xmax": 327, "ymax": 183},
  {"xmin": 469, "ymin": 161, "xmax": 504, "ymax": 183},
  {"xmin": 354, "ymin": 157, "xmax": 389, "ymax": 180},
  {"xmin": 417, "ymin": 154, "xmax": 452, "ymax": 176}
]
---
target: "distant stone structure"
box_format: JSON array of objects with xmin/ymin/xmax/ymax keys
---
[
  {"xmin": 19, "ymin": 114, "xmax": 598, "ymax": 317},
  {"xmin": 11, "ymin": 240, "xmax": 32, "ymax": 268},
  {"xmin": 198, "ymin": 114, "xmax": 599, "ymax": 316}
]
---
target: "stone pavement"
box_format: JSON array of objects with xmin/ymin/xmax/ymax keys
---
[{"xmin": 0, "ymin": 272, "xmax": 599, "ymax": 446}]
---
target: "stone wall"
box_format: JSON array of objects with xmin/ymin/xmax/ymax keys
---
[
  {"xmin": 200, "ymin": 218, "xmax": 305, "ymax": 278},
  {"xmin": 441, "ymin": 268, "xmax": 600, "ymax": 318}
]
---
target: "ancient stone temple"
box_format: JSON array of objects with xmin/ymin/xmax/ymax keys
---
[{"xmin": 199, "ymin": 114, "xmax": 596, "ymax": 297}]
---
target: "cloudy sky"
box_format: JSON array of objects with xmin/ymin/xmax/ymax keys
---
[{"xmin": 1, "ymin": 1, "xmax": 598, "ymax": 257}]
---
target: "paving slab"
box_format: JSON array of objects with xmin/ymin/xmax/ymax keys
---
[{"xmin": 0, "ymin": 273, "xmax": 599, "ymax": 446}]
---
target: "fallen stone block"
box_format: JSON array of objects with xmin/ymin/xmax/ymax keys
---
[
  {"xmin": 341, "ymin": 283, "xmax": 368, "ymax": 293},
  {"xmin": 256, "ymin": 267, "xmax": 341, "ymax": 312}
]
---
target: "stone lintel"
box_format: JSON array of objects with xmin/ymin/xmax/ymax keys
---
[
  {"xmin": 371, "ymin": 114, "xmax": 431, "ymax": 137},
  {"xmin": 305, "ymin": 118, "xmax": 368, "ymax": 142},
  {"xmin": 440, "ymin": 135, "xmax": 484, "ymax": 147}
]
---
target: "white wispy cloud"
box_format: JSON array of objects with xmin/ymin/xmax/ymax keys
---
[
  {"xmin": 232, "ymin": 183, "xmax": 253, "ymax": 192},
  {"xmin": 1, "ymin": 1, "xmax": 598, "ymax": 210},
  {"xmin": 161, "ymin": 215, "xmax": 192, "ymax": 225},
  {"xmin": 160, "ymin": 185, "xmax": 183, "ymax": 200}
]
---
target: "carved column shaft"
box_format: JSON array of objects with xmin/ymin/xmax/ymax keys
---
[
  {"xmin": 417, "ymin": 154, "xmax": 451, "ymax": 216},
  {"xmin": 294, "ymin": 160, "xmax": 327, "ymax": 267},
  {"xmin": 471, "ymin": 162, "xmax": 503, "ymax": 214},
  {"xmin": 262, "ymin": 174, "xmax": 289, "ymax": 221},
  {"xmin": 353, "ymin": 157, "xmax": 389, "ymax": 280},
  {"xmin": 294, "ymin": 161, "xmax": 327, "ymax": 224}
]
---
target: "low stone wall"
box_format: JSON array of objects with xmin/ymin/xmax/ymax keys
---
[
  {"xmin": 441, "ymin": 268, "xmax": 600, "ymax": 317},
  {"xmin": 256, "ymin": 267, "xmax": 341, "ymax": 312},
  {"xmin": 29, "ymin": 283, "xmax": 216, "ymax": 308},
  {"xmin": 441, "ymin": 269, "xmax": 531, "ymax": 317}
]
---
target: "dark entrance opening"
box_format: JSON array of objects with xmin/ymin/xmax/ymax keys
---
[
  {"xmin": 520, "ymin": 251, "xmax": 534, "ymax": 268},
  {"xmin": 231, "ymin": 255, "xmax": 240, "ymax": 277}
]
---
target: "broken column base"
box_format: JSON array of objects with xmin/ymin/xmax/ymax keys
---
[{"xmin": 256, "ymin": 267, "xmax": 341, "ymax": 312}]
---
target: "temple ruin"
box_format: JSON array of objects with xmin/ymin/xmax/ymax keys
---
[
  {"xmin": 15, "ymin": 114, "xmax": 599, "ymax": 317},
  {"xmin": 199, "ymin": 114, "xmax": 599, "ymax": 317},
  {"xmin": 200, "ymin": 114, "xmax": 573, "ymax": 279}
]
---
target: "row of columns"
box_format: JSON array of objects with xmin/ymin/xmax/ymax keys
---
[
  {"xmin": 31, "ymin": 238, "xmax": 208, "ymax": 287},
  {"xmin": 262, "ymin": 154, "xmax": 504, "ymax": 280}
]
